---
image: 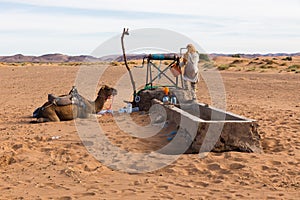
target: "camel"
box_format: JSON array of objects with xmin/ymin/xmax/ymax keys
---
[{"xmin": 34, "ymin": 85, "xmax": 117, "ymax": 122}]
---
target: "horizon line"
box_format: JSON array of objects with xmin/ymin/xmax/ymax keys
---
[{"xmin": 1, "ymin": 52, "xmax": 300, "ymax": 57}]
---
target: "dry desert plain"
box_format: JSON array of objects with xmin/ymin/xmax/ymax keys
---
[{"xmin": 0, "ymin": 56, "xmax": 299, "ymax": 199}]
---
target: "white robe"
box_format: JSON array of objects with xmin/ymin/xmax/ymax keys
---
[{"xmin": 181, "ymin": 52, "xmax": 199, "ymax": 83}]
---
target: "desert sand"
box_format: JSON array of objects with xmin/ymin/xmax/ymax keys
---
[{"xmin": 0, "ymin": 57, "xmax": 299, "ymax": 199}]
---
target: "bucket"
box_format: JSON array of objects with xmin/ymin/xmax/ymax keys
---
[{"xmin": 170, "ymin": 64, "xmax": 182, "ymax": 77}]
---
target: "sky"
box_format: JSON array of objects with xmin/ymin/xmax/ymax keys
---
[{"xmin": 0, "ymin": 0, "xmax": 299, "ymax": 55}]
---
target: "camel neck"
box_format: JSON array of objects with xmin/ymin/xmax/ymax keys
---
[{"xmin": 94, "ymin": 95, "xmax": 106, "ymax": 113}]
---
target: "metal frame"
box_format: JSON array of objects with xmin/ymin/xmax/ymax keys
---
[{"xmin": 144, "ymin": 54, "xmax": 184, "ymax": 89}]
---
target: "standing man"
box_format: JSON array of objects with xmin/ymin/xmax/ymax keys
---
[{"xmin": 180, "ymin": 44, "xmax": 199, "ymax": 100}]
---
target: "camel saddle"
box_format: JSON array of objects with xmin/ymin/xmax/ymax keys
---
[
  {"xmin": 48, "ymin": 86, "xmax": 84, "ymax": 107},
  {"xmin": 48, "ymin": 94, "xmax": 73, "ymax": 106}
]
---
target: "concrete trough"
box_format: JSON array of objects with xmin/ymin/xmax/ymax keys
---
[{"xmin": 152, "ymin": 99, "xmax": 261, "ymax": 153}]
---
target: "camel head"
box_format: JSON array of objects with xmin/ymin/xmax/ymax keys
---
[{"xmin": 97, "ymin": 85, "xmax": 117, "ymax": 100}]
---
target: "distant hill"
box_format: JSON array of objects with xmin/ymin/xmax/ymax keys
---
[
  {"xmin": 210, "ymin": 53, "xmax": 300, "ymax": 58},
  {"xmin": 0, "ymin": 54, "xmax": 36, "ymax": 62},
  {"xmin": 0, "ymin": 53, "xmax": 155, "ymax": 63},
  {"xmin": 0, "ymin": 52, "xmax": 299, "ymax": 63},
  {"xmin": 0, "ymin": 54, "xmax": 102, "ymax": 63}
]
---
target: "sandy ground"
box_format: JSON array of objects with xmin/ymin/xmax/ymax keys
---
[{"xmin": 0, "ymin": 60, "xmax": 299, "ymax": 199}]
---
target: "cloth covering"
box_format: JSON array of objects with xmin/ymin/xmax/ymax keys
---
[{"xmin": 180, "ymin": 52, "xmax": 199, "ymax": 83}]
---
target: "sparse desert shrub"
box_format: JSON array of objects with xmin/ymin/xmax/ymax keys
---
[
  {"xmin": 69, "ymin": 62, "xmax": 82, "ymax": 66},
  {"xmin": 282, "ymin": 56, "xmax": 292, "ymax": 61},
  {"xmin": 229, "ymin": 64, "xmax": 237, "ymax": 68},
  {"xmin": 246, "ymin": 67, "xmax": 256, "ymax": 72},
  {"xmin": 262, "ymin": 59, "xmax": 277, "ymax": 65},
  {"xmin": 128, "ymin": 61, "xmax": 137, "ymax": 65},
  {"xmin": 260, "ymin": 65, "xmax": 267, "ymax": 69},
  {"xmin": 280, "ymin": 63, "xmax": 287, "ymax": 66},
  {"xmin": 260, "ymin": 65, "xmax": 274, "ymax": 69},
  {"xmin": 288, "ymin": 64, "xmax": 300, "ymax": 69},
  {"xmin": 287, "ymin": 65, "xmax": 300, "ymax": 72},
  {"xmin": 111, "ymin": 61, "xmax": 119, "ymax": 66},
  {"xmin": 248, "ymin": 61, "xmax": 259, "ymax": 65},
  {"xmin": 231, "ymin": 59, "xmax": 244, "ymax": 65},
  {"xmin": 231, "ymin": 54, "xmax": 241, "ymax": 58},
  {"xmin": 254, "ymin": 58, "xmax": 259, "ymax": 60},
  {"xmin": 163, "ymin": 61, "xmax": 170, "ymax": 65},
  {"xmin": 198, "ymin": 53, "xmax": 210, "ymax": 61},
  {"xmin": 201, "ymin": 62, "xmax": 215, "ymax": 69},
  {"xmin": 217, "ymin": 64, "xmax": 230, "ymax": 70}
]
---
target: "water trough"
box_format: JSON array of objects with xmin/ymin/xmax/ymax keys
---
[{"xmin": 151, "ymin": 98, "xmax": 261, "ymax": 154}]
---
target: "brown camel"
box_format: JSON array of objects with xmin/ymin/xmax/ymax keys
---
[{"xmin": 34, "ymin": 85, "xmax": 117, "ymax": 122}]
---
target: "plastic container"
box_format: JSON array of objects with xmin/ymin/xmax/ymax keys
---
[
  {"xmin": 132, "ymin": 107, "xmax": 139, "ymax": 112},
  {"xmin": 162, "ymin": 87, "xmax": 170, "ymax": 104},
  {"xmin": 162, "ymin": 96, "xmax": 169, "ymax": 103},
  {"xmin": 51, "ymin": 136, "xmax": 61, "ymax": 140},
  {"xmin": 170, "ymin": 95, "xmax": 177, "ymax": 104},
  {"xmin": 118, "ymin": 108, "xmax": 126, "ymax": 113},
  {"xmin": 127, "ymin": 103, "xmax": 132, "ymax": 113}
]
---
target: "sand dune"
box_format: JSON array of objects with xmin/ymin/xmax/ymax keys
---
[{"xmin": 0, "ymin": 60, "xmax": 299, "ymax": 199}]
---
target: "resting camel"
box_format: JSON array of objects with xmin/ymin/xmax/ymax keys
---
[{"xmin": 34, "ymin": 85, "xmax": 117, "ymax": 122}]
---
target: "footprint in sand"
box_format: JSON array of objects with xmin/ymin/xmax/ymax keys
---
[
  {"xmin": 0, "ymin": 153, "xmax": 16, "ymax": 166},
  {"xmin": 12, "ymin": 144, "xmax": 23, "ymax": 151},
  {"xmin": 270, "ymin": 160, "xmax": 282, "ymax": 166},
  {"xmin": 58, "ymin": 197, "xmax": 72, "ymax": 200},
  {"xmin": 81, "ymin": 140, "xmax": 94, "ymax": 146},
  {"xmin": 261, "ymin": 165, "xmax": 270, "ymax": 170},
  {"xmin": 262, "ymin": 138, "xmax": 284, "ymax": 153},
  {"xmin": 232, "ymin": 157, "xmax": 247, "ymax": 162},
  {"xmin": 207, "ymin": 163, "xmax": 222, "ymax": 171},
  {"xmin": 79, "ymin": 192, "xmax": 96, "ymax": 197},
  {"xmin": 229, "ymin": 163, "xmax": 246, "ymax": 170},
  {"xmin": 195, "ymin": 181, "xmax": 210, "ymax": 187}
]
